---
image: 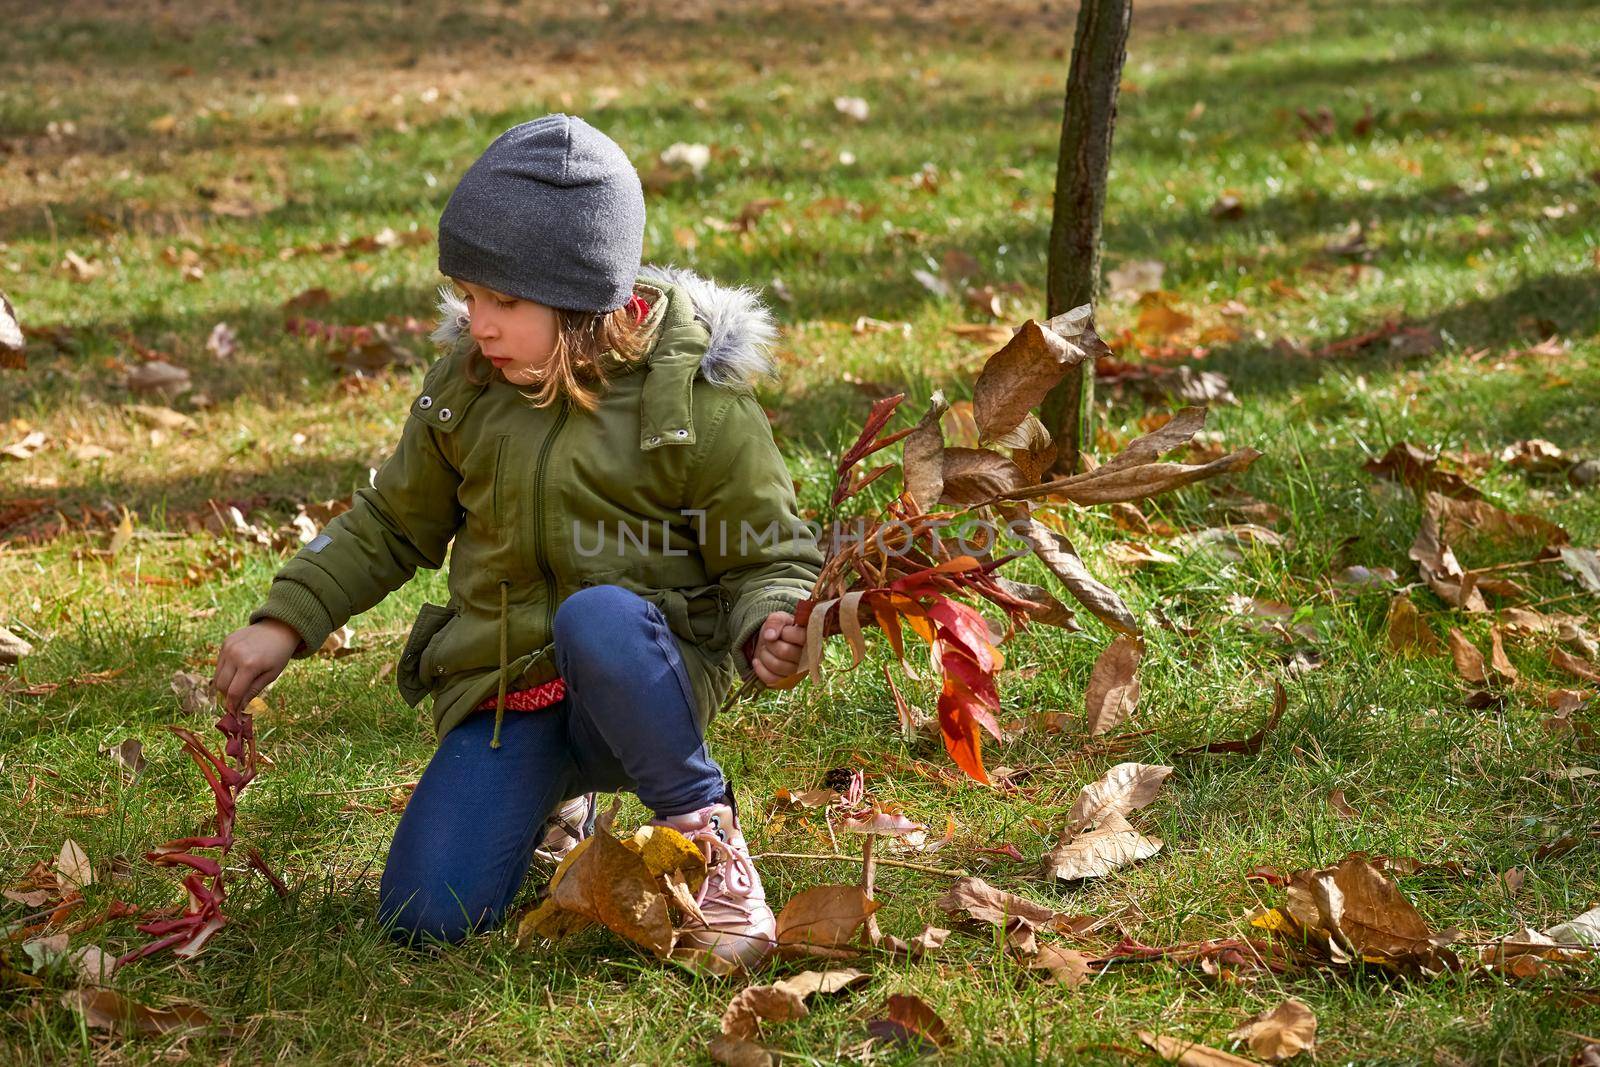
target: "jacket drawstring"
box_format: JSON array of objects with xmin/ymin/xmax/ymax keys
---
[{"xmin": 491, "ymin": 579, "xmax": 510, "ymax": 749}]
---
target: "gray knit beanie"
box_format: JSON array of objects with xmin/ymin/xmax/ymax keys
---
[{"xmin": 437, "ymin": 113, "xmax": 645, "ymax": 313}]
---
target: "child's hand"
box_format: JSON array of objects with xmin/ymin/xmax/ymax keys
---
[
  {"xmin": 212, "ymin": 619, "xmax": 303, "ymax": 714},
  {"xmin": 747, "ymin": 611, "xmax": 805, "ymax": 689}
]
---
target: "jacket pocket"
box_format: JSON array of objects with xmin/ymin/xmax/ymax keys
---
[
  {"xmin": 396, "ymin": 602, "xmax": 456, "ymax": 707},
  {"xmin": 491, "ymin": 433, "xmax": 511, "ymax": 524},
  {"xmin": 579, "ymin": 572, "xmax": 731, "ymax": 651}
]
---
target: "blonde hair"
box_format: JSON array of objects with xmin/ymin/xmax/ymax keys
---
[{"xmin": 462, "ymin": 295, "xmax": 655, "ymax": 413}]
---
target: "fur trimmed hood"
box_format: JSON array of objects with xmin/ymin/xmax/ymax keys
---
[{"xmin": 429, "ymin": 264, "xmax": 779, "ymax": 389}]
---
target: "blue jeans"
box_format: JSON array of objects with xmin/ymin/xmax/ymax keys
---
[{"xmin": 377, "ymin": 585, "xmax": 728, "ymax": 943}]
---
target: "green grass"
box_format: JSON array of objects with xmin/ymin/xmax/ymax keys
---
[{"xmin": 3, "ymin": 0, "xmax": 1599, "ymax": 1062}]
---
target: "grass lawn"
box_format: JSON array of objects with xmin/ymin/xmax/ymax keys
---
[{"xmin": 3, "ymin": 0, "xmax": 1599, "ymax": 1062}]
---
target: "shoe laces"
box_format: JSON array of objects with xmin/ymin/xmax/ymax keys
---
[{"xmin": 684, "ymin": 813, "xmax": 755, "ymax": 904}]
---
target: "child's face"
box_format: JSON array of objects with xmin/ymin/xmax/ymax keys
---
[{"xmin": 452, "ymin": 279, "xmax": 559, "ymax": 385}]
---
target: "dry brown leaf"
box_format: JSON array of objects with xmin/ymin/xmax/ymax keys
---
[
  {"xmin": 935, "ymin": 876, "xmax": 1094, "ymax": 950},
  {"xmin": 720, "ymin": 968, "xmax": 868, "ymax": 1039},
  {"xmin": 1448, "ymin": 629, "xmax": 1487, "ymax": 684},
  {"xmin": 1424, "ymin": 491, "xmax": 1568, "ymax": 551},
  {"xmin": 1385, "ymin": 595, "xmax": 1442, "ymax": 656},
  {"xmin": 1043, "ymin": 812, "xmax": 1163, "ymax": 881},
  {"xmin": 99, "ymin": 739, "xmax": 146, "ymax": 780},
  {"xmin": 1499, "ymin": 438, "xmax": 1567, "ymax": 473},
  {"xmin": 1138, "ymin": 1030, "xmax": 1257, "ymax": 1066},
  {"xmin": 1017, "ymin": 519, "xmax": 1140, "ymax": 635},
  {"xmin": 1364, "ymin": 442, "xmax": 1481, "ymax": 500},
  {"xmin": 1327, "ymin": 789, "xmax": 1358, "ymax": 820},
  {"xmin": 1559, "ymin": 546, "xmax": 1600, "ymax": 594},
  {"xmin": 939, "ymin": 447, "xmax": 1027, "ymax": 505},
  {"xmin": 989, "ymin": 576, "xmax": 1081, "ymax": 631},
  {"xmin": 0, "ymin": 625, "xmax": 33, "ymax": 665},
  {"xmin": 866, "ymin": 993, "xmax": 951, "ymax": 1052},
  {"xmin": 126, "ymin": 404, "xmax": 197, "ymax": 432},
  {"xmin": 1098, "ymin": 408, "xmax": 1208, "ymax": 473},
  {"xmin": 707, "ymin": 1035, "xmax": 775, "ymax": 1067},
  {"xmin": 1228, "ymin": 999, "xmax": 1317, "ymax": 1062},
  {"xmin": 1283, "ymin": 854, "xmax": 1458, "ymax": 973},
  {"xmin": 1487, "ymin": 626, "xmax": 1517, "ymax": 683},
  {"xmin": 1552, "ymin": 648, "xmax": 1600, "ymax": 684},
  {"xmin": 516, "ymin": 826, "xmax": 705, "ymax": 958},
  {"xmin": 1, "ymin": 430, "xmax": 46, "ymax": 461},
  {"xmin": 774, "ymin": 885, "xmax": 878, "ymax": 959},
  {"xmin": 1068, "ymin": 762, "xmax": 1173, "ymax": 831},
  {"xmin": 1085, "ymin": 636, "xmax": 1142, "ymax": 736},
  {"xmin": 1026, "ymin": 943, "xmax": 1096, "ymax": 988},
  {"xmin": 125, "ymin": 360, "xmax": 191, "ymax": 397},
  {"xmin": 1107, "ymin": 259, "xmax": 1165, "ymax": 300},
  {"xmin": 901, "ymin": 392, "xmax": 948, "ymax": 512},
  {"xmin": 56, "ymin": 839, "xmax": 94, "ymax": 892},
  {"xmin": 1104, "ymin": 541, "xmax": 1181, "ymax": 568},
  {"xmin": 1333, "ymin": 565, "xmax": 1399, "ymax": 590},
  {"xmin": 1042, "ymin": 450, "xmax": 1262, "ymax": 507},
  {"xmin": 60, "ymin": 989, "xmax": 214, "ymax": 1037},
  {"xmin": 972, "ymin": 314, "xmax": 1104, "ymax": 443}
]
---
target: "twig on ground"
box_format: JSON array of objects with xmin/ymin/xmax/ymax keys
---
[
  {"xmin": 755, "ymin": 851, "xmax": 968, "ymax": 879},
  {"xmin": 308, "ymin": 781, "xmax": 418, "ymax": 797}
]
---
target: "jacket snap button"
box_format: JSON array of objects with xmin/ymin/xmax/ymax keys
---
[
  {"xmin": 418, "ymin": 395, "xmax": 433, "ymax": 410},
  {"xmin": 673, "ymin": 428, "xmax": 688, "ymax": 438},
  {"xmin": 438, "ymin": 408, "xmax": 453, "ymax": 422},
  {"xmin": 647, "ymin": 434, "xmax": 661, "ymax": 445},
  {"xmin": 434, "ymin": 665, "xmax": 446, "ymax": 675}
]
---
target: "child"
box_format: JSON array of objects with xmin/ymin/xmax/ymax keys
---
[{"xmin": 211, "ymin": 114, "xmax": 823, "ymax": 970}]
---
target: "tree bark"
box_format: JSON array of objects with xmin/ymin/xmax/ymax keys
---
[{"xmin": 1041, "ymin": 0, "xmax": 1133, "ymax": 476}]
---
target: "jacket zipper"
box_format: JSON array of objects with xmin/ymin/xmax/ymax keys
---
[{"xmin": 532, "ymin": 399, "xmax": 570, "ymax": 639}]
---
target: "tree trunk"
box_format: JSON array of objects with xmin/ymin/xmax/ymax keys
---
[{"xmin": 1040, "ymin": 0, "xmax": 1132, "ymax": 476}]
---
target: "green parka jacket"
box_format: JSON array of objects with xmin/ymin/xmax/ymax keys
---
[{"xmin": 250, "ymin": 265, "xmax": 823, "ymax": 743}]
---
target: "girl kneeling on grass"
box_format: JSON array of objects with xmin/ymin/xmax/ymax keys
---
[{"xmin": 210, "ymin": 113, "xmax": 823, "ymax": 970}]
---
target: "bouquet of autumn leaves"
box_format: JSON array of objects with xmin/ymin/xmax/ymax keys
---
[{"xmin": 779, "ymin": 305, "xmax": 1260, "ymax": 784}]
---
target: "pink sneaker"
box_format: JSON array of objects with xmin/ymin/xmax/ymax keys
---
[
  {"xmin": 651, "ymin": 792, "xmax": 775, "ymax": 971},
  {"xmin": 534, "ymin": 793, "xmax": 594, "ymax": 864}
]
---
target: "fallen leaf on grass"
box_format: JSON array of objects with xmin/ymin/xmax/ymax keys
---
[
  {"xmin": 2, "ymin": 430, "xmax": 46, "ymax": 461},
  {"xmin": 0, "ymin": 625, "xmax": 33, "ymax": 665},
  {"xmin": 1552, "ymin": 648, "xmax": 1600, "ymax": 684},
  {"xmin": 1067, "ymin": 762, "xmax": 1173, "ymax": 832},
  {"xmin": 126, "ymin": 403, "xmax": 197, "ymax": 432},
  {"xmin": 1026, "ymin": 943, "xmax": 1096, "ymax": 988},
  {"xmin": 1274, "ymin": 854, "xmax": 1459, "ymax": 974},
  {"xmin": 936, "ymin": 876, "xmax": 1096, "ymax": 953},
  {"xmin": 60, "ymin": 988, "xmax": 215, "ymax": 1037},
  {"xmin": 1425, "ymin": 491, "xmax": 1568, "ymax": 552},
  {"xmin": 720, "ymin": 968, "xmax": 869, "ymax": 1039},
  {"xmin": 1085, "ymin": 636, "xmax": 1142, "ymax": 736},
  {"xmin": 866, "ymin": 993, "xmax": 950, "ymax": 1053},
  {"xmin": 1227, "ymin": 999, "xmax": 1317, "ymax": 1062},
  {"xmin": 1139, "ymin": 1030, "xmax": 1256, "ymax": 1065},
  {"xmin": 1327, "ymin": 789, "xmax": 1358, "ymax": 820},
  {"xmin": 774, "ymin": 885, "xmax": 879, "ymax": 960},
  {"xmin": 1043, "ymin": 812, "xmax": 1163, "ymax": 881},
  {"xmin": 125, "ymin": 360, "xmax": 191, "ymax": 397},
  {"xmin": 1560, "ymin": 546, "xmax": 1600, "ymax": 594},
  {"xmin": 1480, "ymin": 905, "xmax": 1600, "ymax": 978},
  {"xmin": 1364, "ymin": 442, "xmax": 1481, "ymax": 500},
  {"xmin": 99, "ymin": 739, "xmax": 146, "ymax": 781},
  {"xmin": 55, "ymin": 840, "xmax": 94, "ymax": 892},
  {"xmin": 1386, "ymin": 595, "xmax": 1442, "ymax": 655},
  {"xmin": 708, "ymin": 1035, "xmax": 775, "ymax": 1067},
  {"xmin": 516, "ymin": 825, "xmax": 706, "ymax": 959},
  {"xmin": 1333, "ymin": 565, "xmax": 1399, "ymax": 590},
  {"xmin": 1107, "ymin": 259, "xmax": 1165, "ymax": 300}
]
